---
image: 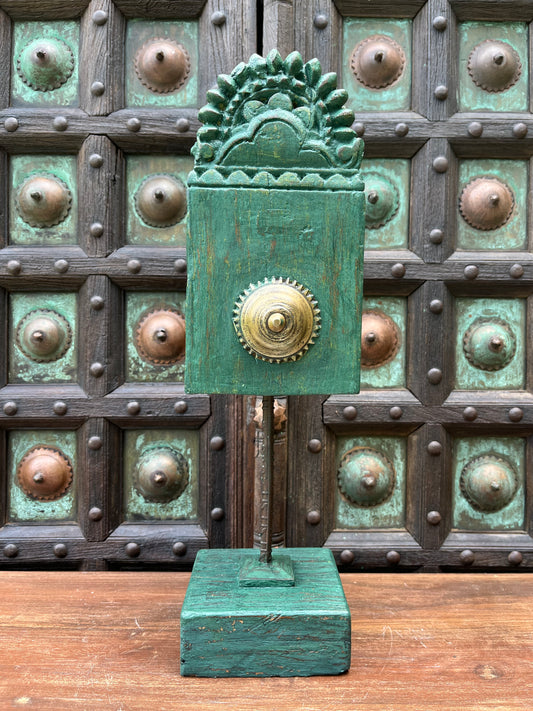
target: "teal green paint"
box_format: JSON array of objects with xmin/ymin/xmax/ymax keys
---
[
  {"xmin": 239, "ymin": 554, "xmax": 295, "ymax": 587},
  {"xmin": 126, "ymin": 291, "xmax": 185, "ymax": 383},
  {"xmin": 10, "ymin": 155, "xmax": 77, "ymax": 246},
  {"xmin": 123, "ymin": 429, "xmax": 198, "ymax": 521},
  {"xmin": 458, "ymin": 22, "xmax": 528, "ymax": 112},
  {"xmin": 126, "ymin": 155, "xmax": 192, "ymax": 246},
  {"xmin": 180, "ymin": 548, "xmax": 350, "ymax": 677},
  {"xmin": 455, "ymin": 297, "xmax": 525, "ymax": 390},
  {"xmin": 360, "ymin": 296, "xmax": 406, "ymax": 389},
  {"xmin": 9, "ymin": 430, "xmax": 76, "ymax": 522},
  {"xmin": 187, "ymin": 186, "xmax": 364, "ymax": 395},
  {"xmin": 11, "ymin": 21, "xmax": 79, "ymax": 107},
  {"xmin": 10, "ymin": 292, "xmax": 77, "ymax": 384},
  {"xmin": 186, "ymin": 51, "xmax": 365, "ymax": 395},
  {"xmin": 335, "ymin": 435, "xmax": 406, "ymax": 529},
  {"xmin": 125, "ymin": 20, "xmax": 198, "ymax": 108},
  {"xmin": 457, "ymin": 159, "xmax": 527, "ymax": 251},
  {"xmin": 342, "ymin": 18, "xmax": 411, "ymax": 111},
  {"xmin": 453, "ymin": 436, "xmax": 525, "ymax": 531},
  {"xmin": 361, "ymin": 158, "xmax": 409, "ymax": 250}
]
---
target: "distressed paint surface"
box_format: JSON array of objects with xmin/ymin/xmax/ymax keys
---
[
  {"xmin": 360, "ymin": 296, "xmax": 406, "ymax": 389},
  {"xmin": 10, "ymin": 155, "xmax": 77, "ymax": 246},
  {"xmin": 455, "ymin": 297, "xmax": 525, "ymax": 390},
  {"xmin": 342, "ymin": 18, "xmax": 412, "ymax": 112},
  {"xmin": 335, "ymin": 435, "xmax": 406, "ymax": 530},
  {"xmin": 361, "ymin": 158, "xmax": 409, "ymax": 251},
  {"xmin": 8, "ymin": 430, "xmax": 76, "ymax": 522},
  {"xmin": 11, "ymin": 21, "xmax": 79, "ymax": 107},
  {"xmin": 453, "ymin": 436, "xmax": 525, "ymax": 531},
  {"xmin": 123, "ymin": 429, "xmax": 198, "ymax": 521},
  {"xmin": 457, "ymin": 159, "xmax": 527, "ymax": 251},
  {"xmin": 180, "ymin": 548, "xmax": 350, "ymax": 677},
  {"xmin": 126, "ymin": 291, "xmax": 186, "ymax": 383},
  {"xmin": 458, "ymin": 22, "xmax": 529, "ymax": 112},
  {"xmin": 9, "ymin": 292, "xmax": 77, "ymax": 384},
  {"xmin": 125, "ymin": 20, "xmax": 198, "ymax": 108},
  {"xmin": 126, "ymin": 155, "xmax": 193, "ymax": 246}
]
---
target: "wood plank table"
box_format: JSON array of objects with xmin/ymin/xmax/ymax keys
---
[{"xmin": 0, "ymin": 572, "xmax": 532, "ymax": 710}]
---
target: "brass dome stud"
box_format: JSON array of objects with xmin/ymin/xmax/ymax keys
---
[
  {"xmin": 16, "ymin": 37, "xmax": 74, "ymax": 91},
  {"xmin": 17, "ymin": 445, "xmax": 73, "ymax": 501},
  {"xmin": 459, "ymin": 177, "xmax": 514, "ymax": 231},
  {"xmin": 350, "ymin": 35, "xmax": 406, "ymax": 89},
  {"xmin": 338, "ymin": 446, "xmax": 395, "ymax": 507},
  {"xmin": 135, "ymin": 308, "xmax": 186, "ymax": 365},
  {"xmin": 233, "ymin": 278, "xmax": 321, "ymax": 363},
  {"xmin": 361, "ymin": 309, "xmax": 400, "ymax": 368},
  {"xmin": 134, "ymin": 174, "xmax": 187, "ymax": 228},
  {"xmin": 468, "ymin": 39, "xmax": 521, "ymax": 92},
  {"xmin": 16, "ymin": 309, "xmax": 72, "ymax": 363},
  {"xmin": 134, "ymin": 38, "xmax": 191, "ymax": 93},
  {"xmin": 463, "ymin": 317, "xmax": 516, "ymax": 372},
  {"xmin": 134, "ymin": 446, "xmax": 189, "ymax": 503},
  {"xmin": 363, "ymin": 173, "xmax": 399, "ymax": 229},
  {"xmin": 460, "ymin": 454, "xmax": 518, "ymax": 512},
  {"xmin": 16, "ymin": 174, "xmax": 72, "ymax": 228}
]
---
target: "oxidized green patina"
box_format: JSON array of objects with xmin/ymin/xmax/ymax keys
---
[
  {"xmin": 123, "ymin": 429, "xmax": 198, "ymax": 521},
  {"xmin": 185, "ymin": 49, "xmax": 365, "ymax": 395}
]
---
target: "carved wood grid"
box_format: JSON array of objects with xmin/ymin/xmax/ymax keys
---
[
  {"xmin": 0, "ymin": 0, "xmax": 256, "ymax": 568},
  {"xmin": 2, "ymin": 0, "xmax": 533, "ymax": 573},
  {"xmin": 277, "ymin": 0, "xmax": 533, "ymax": 571}
]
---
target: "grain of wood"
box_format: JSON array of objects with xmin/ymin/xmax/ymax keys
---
[{"xmin": 0, "ymin": 572, "xmax": 532, "ymax": 709}]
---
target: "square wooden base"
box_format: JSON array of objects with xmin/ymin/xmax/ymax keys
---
[{"xmin": 180, "ymin": 548, "xmax": 351, "ymax": 677}]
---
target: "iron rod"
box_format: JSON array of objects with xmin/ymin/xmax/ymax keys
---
[{"xmin": 259, "ymin": 395, "xmax": 274, "ymax": 564}]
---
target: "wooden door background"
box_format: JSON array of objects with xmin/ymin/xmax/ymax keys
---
[{"xmin": 1, "ymin": 0, "xmax": 533, "ymax": 572}]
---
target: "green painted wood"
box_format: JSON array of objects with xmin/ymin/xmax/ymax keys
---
[
  {"xmin": 185, "ymin": 50, "xmax": 365, "ymax": 395},
  {"xmin": 180, "ymin": 548, "xmax": 350, "ymax": 677},
  {"xmin": 238, "ymin": 553, "xmax": 294, "ymax": 587}
]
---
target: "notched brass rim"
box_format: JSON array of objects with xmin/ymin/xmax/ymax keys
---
[
  {"xmin": 16, "ymin": 37, "xmax": 74, "ymax": 92},
  {"xmin": 233, "ymin": 277, "xmax": 321, "ymax": 363},
  {"xmin": 134, "ymin": 38, "xmax": 191, "ymax": 94},
  {"xmin": 134, "ymin": 306, "xmax": 186, "ymax": 366},
  {"xmin": 15, "ymin": 308, "xmax": 73, "ymax": 363},
  {"xmin": 467, "ymin": 39, "xmax": 522, "ymax": 93},
  {"xmin": 350, "ymin": 34, "xmax": 406, "ymax": 90},
  {"xmin": 462, "ymin": 316, "xmax": 516, "ymax": 372},
  {"xmin": 16, "ymin": 445, "xmax": 73, "ymax": 501},
  {"xmin": 459, "ymin": 176, "xmax": 514, "ymax": 231},
  {"xmin": 459, "ymin": 453, "xmax": 518, "ymax": 512},
  {"xmin": 337, "ymin": 446, "xmax": 396, "ymax": 508},
  {"xmin": 15, "ymin": 173, "xmax": 72, "ymax": 229}
]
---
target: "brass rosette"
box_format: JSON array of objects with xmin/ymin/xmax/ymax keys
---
[
  {"xmin": 134, "ymin": 446, "xmax": 189, "ymax": 503},
  {"xmin": 463, "ymin": 316, "xmax": 516, "ymax": 372},
  {"xmin": 363, "ymin": 172, "xmax": 400, "ymax": 229},
  {"xmin": 134, "ymin": 307, "xmax": 186, "ymax": 365},
  {"xmin": 233, "ymin": 277, "xmax": 321, "ymax": 363},
  {"xmin": 17, "ymin": 445, "xmax": 73, "ymax": 501},
  {"xmin": 459, "ymin": 177, "xmax": 514, "ymax": 231},
  {"xmin": 134, "ymin": 174, "xmax": 187, "ymax": 228},
  {"xmin": 337, "ymin": 446, "xmax": 396, "ymax": 507},
  {"xmin": 460, "ymin": 454, "xmax": 518, "ymax": 512},
  {"xmin": 16, "ymin": 37, "xmax": 74, "ymax": 92},
  {"xmin": 134, "ymin": 38, "xmax": 191, "ymax": 93},
  {"xmin": 350, "ymin": 34, "xmax": 406, "ymax": 89},
  {"xmin": 361, "ymin": 309, "xmax": 400, "ymax": 369},
  {"xmin": 467, "ymin": 39, "xmax": 521, "ymax": 93},
  {"xmin": 15, "ymin": 308, "xmax": 72, "ymax": 363},
  {"xmin": 16, "ymin": 173, "xmax": 72, "ymax": 228}
]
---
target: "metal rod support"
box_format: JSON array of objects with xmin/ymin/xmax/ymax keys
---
[{"xmin": 259, "ymin": 395, "xmax": 275, "ymax": 564}]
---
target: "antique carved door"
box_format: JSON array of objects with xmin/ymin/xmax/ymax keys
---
[
  {"xmin": 0, "ymin": 0, "xmax": 256, "ymax": 568},
  {"xmin": 275, "ymin": 0, "xmax": 533, "ymax": 572},
  {"xmin": 2, "ymin": 0, "xmax": 532, "ymax": 574}
]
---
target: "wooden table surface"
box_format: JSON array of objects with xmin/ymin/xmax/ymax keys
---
[{"xmin": 0, "ymin": 572, "xmax": 532, "ymax": 710}]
